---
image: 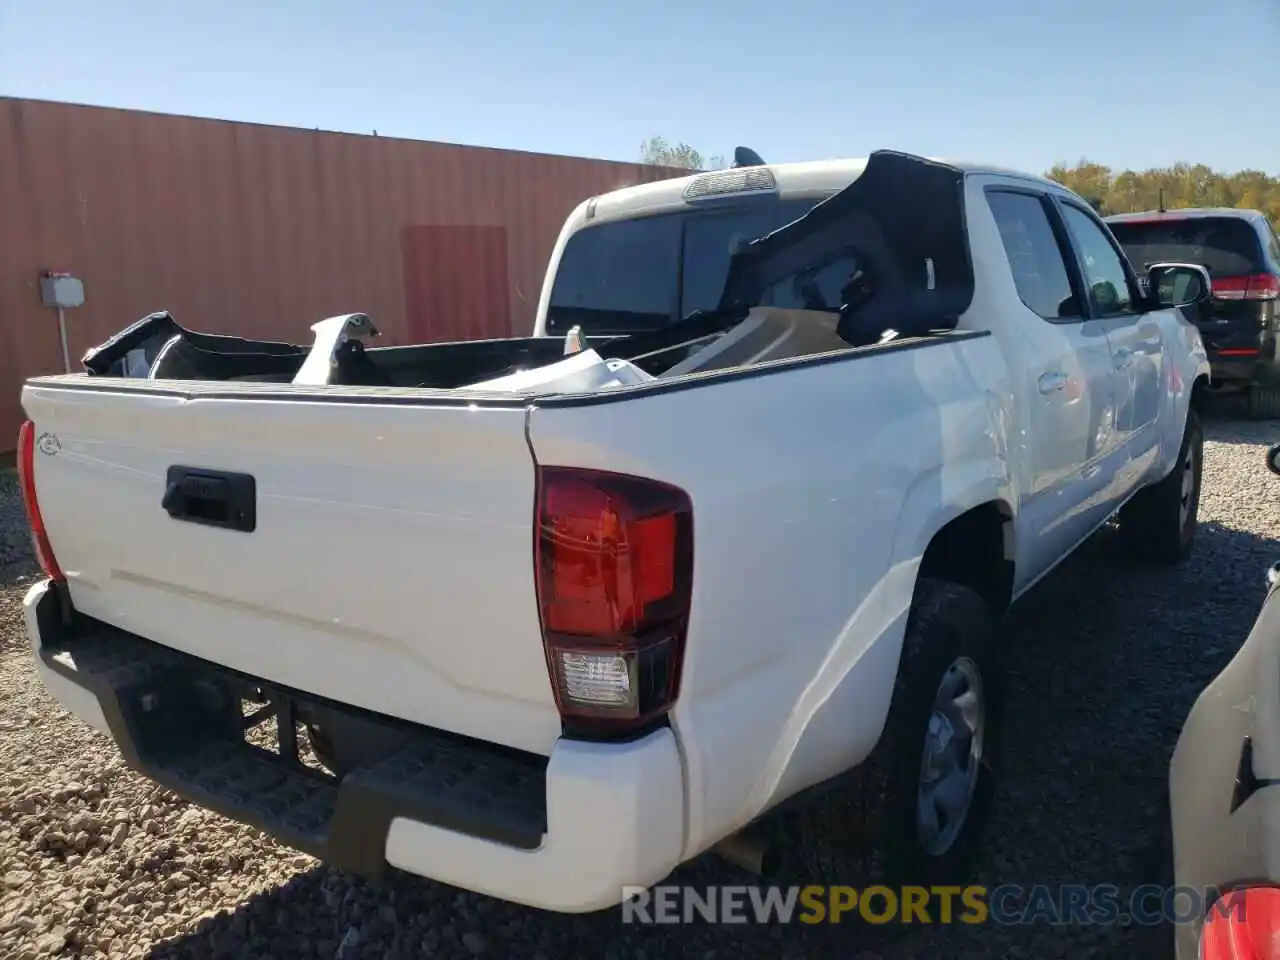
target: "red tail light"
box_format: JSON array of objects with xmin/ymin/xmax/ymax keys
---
[
  {"xmin": 16, "ymin": 420, "xmax": 65, "ymax": 582},
  {"xmin": 535, "ymin": 466, "xmax": 692, "ymax": 735},
  {"xmin": 1201, "ymin": 887, "xmax": 1280, "ymax": 959},
  {"xmin": 1212, "ymin": 274, "xmax": 1280, "ymax": 301}
]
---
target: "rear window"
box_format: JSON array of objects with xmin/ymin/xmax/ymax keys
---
[
  {"xmin": 545, "ymin": 198, "xmax": 820, "ymax": 335},
  {"xmin": 1107, "ymin": 217, "xmax": 1265, "ymax": 278}
]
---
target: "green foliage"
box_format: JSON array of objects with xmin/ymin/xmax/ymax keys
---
[
  {"xmin": 1047, "ymin": 160, "xmax": 1280, "ymax": 222},
  {"xmin": 639, "ymin": 136, "xmax": 724, "ymax": 171}
]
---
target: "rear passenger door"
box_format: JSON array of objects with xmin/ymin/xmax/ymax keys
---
[
  {"xmin": 1054, "ymin": 199, "xmax": 1166, "ymax": 466},
  {"xmin": 985, "ymin": 187, "xmax": 1123, "ymax": 582}
]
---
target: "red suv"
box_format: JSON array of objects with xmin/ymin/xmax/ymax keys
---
[{"xmin": 1106, "ymin": 208, "xmax": 1280, "ymax": 418}]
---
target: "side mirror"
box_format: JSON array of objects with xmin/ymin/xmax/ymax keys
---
[
  {"xmin": 1267, "ymin": 443, "xmax": 1280, "ymax": 477},
  {"xmin": 1146, "ymin": 262, "xmax": 1212, "ymax": 309}
]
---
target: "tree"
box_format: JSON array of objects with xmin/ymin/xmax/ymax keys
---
[
  {"xmin": 639, "ymin": 136, "xmax": 724, "ymax": 171},
  {"xmin": 1047, "ymin": 160, "xmax": 1280, "ymax": 223}
]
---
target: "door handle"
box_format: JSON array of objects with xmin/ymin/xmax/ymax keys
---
[
  {"xmin": 1113, "ymin": 347, "xmax": 1134, "ymax": 369},
  {"xmin": 163, "ymin": 466, "xmax": 257, "ymax": 532},
  {"xmin": 1038, "ymin": 371, "xmax": 1068, "ymax": 395}
]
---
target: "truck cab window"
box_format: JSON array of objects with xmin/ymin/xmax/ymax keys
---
[
  {"xmin": 545, "ymin": 215, "xmax": 681, "ymax": 335},
  {"xmin": 762, "ymin": 252, "xmax": 865, "ymax": 311},
  {"xmin": 986, "ymin": 190, "xmax": 1080, "ymax": 321},
  {"xmin": 680, "ymin": 200, "xmax": 817, "ymax": 315},
  {"xmin": 546, "ymin": 198, "xmax": 821, "ymax": 335},
  {"xmin": 1059, "ymin": 204, "xmax": 1139, "ymax": 317}
]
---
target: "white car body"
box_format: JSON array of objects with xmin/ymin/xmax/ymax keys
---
[{"xmin": 19, "ymin": 151, "xmax": 1209, "ymax": 912}]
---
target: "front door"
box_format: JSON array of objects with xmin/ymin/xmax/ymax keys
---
[
  {"xmin": 1055, "ymin": 200, "xmax": 1167, "ymax": 471},
  {"xmin": 984, "ymin": 187, "xmax": 1122, "ymax": 589}
]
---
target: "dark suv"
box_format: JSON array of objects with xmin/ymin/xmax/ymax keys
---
[{"xmin": 1106, "ymin": 208, "xmax": 1280, "ymax": 417}]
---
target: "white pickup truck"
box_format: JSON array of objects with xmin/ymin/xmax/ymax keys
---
[{"xmin": 18, "ymin": 149, "xmax": 1211, "ymax": 912}]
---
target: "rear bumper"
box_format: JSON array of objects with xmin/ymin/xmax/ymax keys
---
[
  {"xmin": 23, "ymin": 579, "xmax": 685, "ymax": 913},
  {"xmin": 1205, "ymin": 330, "xmax": 1280, "ymax": 387},
  {"xmin": 1208, "ymin": 355, "xmax": 1280, "ymax": 388}
]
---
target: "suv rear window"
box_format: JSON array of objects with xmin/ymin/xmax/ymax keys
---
[
  {"xmin": 545, "ymin": 198, "xmax": 820, "ymax": 335},
  {"xmin": 1107, "ymin": 216, "xmax": 1266, "ymax": 278}
]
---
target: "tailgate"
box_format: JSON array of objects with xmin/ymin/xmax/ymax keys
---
[
  {"xmin": 1181, "ymin": 297, "xmax": 1268, "ymax": 356},
  {"xmin": 20, "ymin": 378, "xmax": 561, "ymax": 755}
]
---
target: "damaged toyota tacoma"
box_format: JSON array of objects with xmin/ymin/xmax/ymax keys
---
[{"xmin": 18, "ymin": 150, "xmax": 1213, "ymax": 912}]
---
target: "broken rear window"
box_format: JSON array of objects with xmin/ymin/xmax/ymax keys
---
[{"xmin": 545, "ymin": 198, "xmax": 820, "ymax": 335}]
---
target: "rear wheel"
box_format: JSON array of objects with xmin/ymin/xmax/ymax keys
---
[
  {"xmin": 773, "ymin": 579, "xmax": 1000, "ymax": 892},
  {"xmin": 1247, "ymin": 386, "xmax": 1280, "ymax": 420},
  {"xmin": 1117, "ymin": 407, "xmax": 1203, "ymax": 565}
]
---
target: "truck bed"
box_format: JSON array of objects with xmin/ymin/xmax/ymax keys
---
[
  {"xmin": 75, "ymin": 304, "xmax": 869, "ymax": 393},
  {"xmin": 80, "ymin": 309, "xmax": 605, "ymax": 390}
]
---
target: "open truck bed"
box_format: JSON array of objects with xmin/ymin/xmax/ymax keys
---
[{"xmin": 73, "ymin": 148, "xmax": 974, "ymax": 394}]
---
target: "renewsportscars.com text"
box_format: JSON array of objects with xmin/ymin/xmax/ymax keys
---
[{"xmin": 620, "ymin": 884, "xmax": 1234, "ymax": 926}]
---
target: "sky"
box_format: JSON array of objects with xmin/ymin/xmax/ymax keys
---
[{"xmin": 1, "ymin": 0, "xmax": 1277, "ymax": 176}]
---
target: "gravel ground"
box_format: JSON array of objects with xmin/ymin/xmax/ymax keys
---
[{"xmin": 1, "ymin": 408, "xmax": 1278, "ymax": 959}]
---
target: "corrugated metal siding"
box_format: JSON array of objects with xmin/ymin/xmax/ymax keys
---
[
  {"xmin": 401, "ymin": 225, "xmax": 510, "ymax": 343},
  {"xmin": 0, "ymin": 97, "xmax": 689, "ymax": 449}
]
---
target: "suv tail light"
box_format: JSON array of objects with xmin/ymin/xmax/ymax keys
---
[
  {"xmin": 1212, "ymin": 274, "xmax": 1280, "ymax": 301},
  {"xmin": 17, "ymin": 420, "xmax": 65, "ymax": 582},
  {"xmin": 535, "ymin": 466, "xmax": 692, "ymax": 736},
  {"xmin": 1201, "ymin": 887, "xmax": 1280, "ymax": 959}
]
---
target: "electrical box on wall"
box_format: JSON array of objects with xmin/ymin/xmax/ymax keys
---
[{"xmin": 39, "ymin": 272, "xmax": 85, "ymax": 309}]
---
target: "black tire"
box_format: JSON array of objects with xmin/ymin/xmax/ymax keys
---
[
  {"xmin": 771, "ymin": 578, "xmax": 1000, "ymax": 892},
  {"xmin": 1117, "ymin": 407, "xmax": 1203, "ymax": 565},
  {"xmin": 1247, "ymin": 386, "xmax": 1280, "ymax": 420}
]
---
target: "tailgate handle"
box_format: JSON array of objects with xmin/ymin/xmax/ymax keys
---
[{"xmin": 162, "ymin": 467, "xmax": 256, "ymax": 532}]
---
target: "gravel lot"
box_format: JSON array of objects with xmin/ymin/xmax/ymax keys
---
[{"xmin": 1, "ymin": 408, "xmax": 1278, "ymax": 959}]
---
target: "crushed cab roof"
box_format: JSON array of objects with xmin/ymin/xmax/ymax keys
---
[{"xmin": 583, "ymin": 153, "xmax": 1063, "ymax": 224}]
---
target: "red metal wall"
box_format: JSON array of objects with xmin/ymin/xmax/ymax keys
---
[{"xmin": 0, "ymin": 97, "xmax": 688, "ymax": 449}]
